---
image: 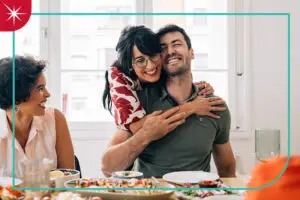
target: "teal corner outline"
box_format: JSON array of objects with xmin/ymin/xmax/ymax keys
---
[
  {"xmin": 12, "ymin": 31, "xmax": 16, "ymax": 187},
  {"xmin": 11, "ymin": 12, "xmax": 291, "ymax": 192}
]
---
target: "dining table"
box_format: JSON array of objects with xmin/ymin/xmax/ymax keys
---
[
  {"xmin": 1, "ymin": 176, "xmax": 247, "ymax": 200},
  {"xmin": 162, "ymin": 176, "xmax": 247, "ymax": 200}
]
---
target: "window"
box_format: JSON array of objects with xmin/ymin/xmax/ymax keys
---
[
  {"xmin": 105, "ymin": 48, "xmax": 118, "ymax": 68},
  {"xmin": 193, "ymin": 53, "xmax": 209, "ymax": 69},
  {"xmin": 0, "ymin": 0, "xmax": 248, "ymax": 177},
  {"xmin": 193, "ymin": 8, "xmax": 208, "ymax": 26},
  {"xmin": 147, "ymin": 0, "xmax": 246, "ymax": 132},
  {"xmin": 152, "ymin": 0, "xmax": 229, "ymax": 103},
  {"xmin": 49, "ymin": 0, "xmax": 246, "ymax": 132},
  {"xmin": 2, "ymin": 0, "xmax": 247, "ymax": 133},
  {"xmin": 95, "ymin": 6, "xmax": 133, "ymax": 30},
  {"xmin": 58, "ymin": 0, "xmax": 137, "ymax": 123}
]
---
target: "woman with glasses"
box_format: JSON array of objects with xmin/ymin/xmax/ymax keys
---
[{"xmin": 103, "ymin": 25, "xmax": 225, "ymax": 134}]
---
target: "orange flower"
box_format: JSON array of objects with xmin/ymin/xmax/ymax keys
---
[{"xmin": 245, "ymin": 155, "xmax": 300, "ymax": 200}]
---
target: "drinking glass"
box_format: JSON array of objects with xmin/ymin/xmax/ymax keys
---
[
  {"xmin": 255, "ymin": 129, "xmax": 280, "ymax": 162},
  {"xmin": 0, "ymin": 165, "xmax": 11, "ymax": 177},
  {"xmin": 22, "ymin": 158, "xmax": 53, "ymax": 188}
]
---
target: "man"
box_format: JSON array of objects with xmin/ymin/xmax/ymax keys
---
[{"xmin": 101, "ymin": 24, "xmax": 236, "ymax": 178}]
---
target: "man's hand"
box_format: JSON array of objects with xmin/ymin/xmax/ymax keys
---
[
  {"xmin": 142, "ymin": 106, "xmax": 186, "ymax": 142},
  {"xmin": 190, "ymin": 96, "xmax": 226, "ymax": 119}
]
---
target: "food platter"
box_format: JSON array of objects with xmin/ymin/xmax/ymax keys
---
[{"xmin": 64, "ymin": 178, "xmax": 175, "ymax": 200}]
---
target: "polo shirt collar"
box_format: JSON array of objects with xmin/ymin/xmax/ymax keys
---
[{"xmin": 160, "ymin": 83, "xmax": 199, "ymax": 104}]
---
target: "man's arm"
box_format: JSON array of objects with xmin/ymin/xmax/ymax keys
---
[
  {"xmin": 213, "ymin": 142, "xmax": 236, "ymax": 177},
  {"xmin": 212, "ymin": 101, "xmax": 236, "ymax": 177},
  {"xmin": 101, "ymin": 128, "xmax": 150, "ymax": 177},
  {"xmin": 101, "ymin": 107, "xmax": 186, "ymax": 177}
]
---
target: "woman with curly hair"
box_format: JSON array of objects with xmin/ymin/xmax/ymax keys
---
[{"xmin": 0, "ymin": 56, "xmax": 75, "ymax": 178}]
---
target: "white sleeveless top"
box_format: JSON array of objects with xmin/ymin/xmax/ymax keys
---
[{"xmin": 0, "ymin": 108, "xmax": 57, "ymax": 178}]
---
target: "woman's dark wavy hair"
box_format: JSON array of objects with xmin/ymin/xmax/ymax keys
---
[
  {"xmin": 102, "ymin": 25, "xmax": 164, "ymax": 114},
  {"xmin": 0, "ymin": 55, "xmax": 46, "ymax": 110}
]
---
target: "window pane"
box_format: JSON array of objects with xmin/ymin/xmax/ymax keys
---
[
  {"xmin": 61, "ymin": 72, "xmax": 114, "ymax": 122},
  {"xmin": 60, "ymin": 0, "xmax": 137, "ymax": 122},
  {"xmin": 193, "ymin": 71, "xmax": 228, "ymax": 103},
  {"xmin": 193, "ymin": 8, "xmax": 208, "ymax": 26},
  {"xmin": 61, "ymin": 0, "xmax": 136, "ymax": 70},
  {"xmin": 152, "ymin": 0, "xmax": 228, "ymax": 70},
  {"xmin": 193, "ymin": 53, "xmax": 208, "ymax": 70}
]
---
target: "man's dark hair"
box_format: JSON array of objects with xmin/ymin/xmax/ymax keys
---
[
  {"xmin": 156, "ymin": 24, "xmax": 192, "ymax": 49},
  {"xmin": 0, "ymin": 56, "xmax": 46, "ymax": 110}
]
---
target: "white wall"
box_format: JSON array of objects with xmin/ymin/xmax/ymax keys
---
[
  {"xmin": 213, "ymin": 0, "xmax": 300, "ymax": 175},
  {"xmin": 249, "ymin": 0, "xmax": 300, "ymax": 155}
]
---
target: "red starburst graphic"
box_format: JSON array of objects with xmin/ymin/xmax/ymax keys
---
[{"xmin": 0, "ymin": 0, "xmax": 31, "ymax": 31}]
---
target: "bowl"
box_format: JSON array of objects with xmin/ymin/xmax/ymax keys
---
[
  {"xmin": 111, "ymin": 171, "xmax": 143, "ymax": 179},
  {"xmin": 199, "ymin": 180, "xmax": 218, "ymax": 188},
  {"xmin": 50, "ymin": 169, "xmax": 80, "ymax": 188}
]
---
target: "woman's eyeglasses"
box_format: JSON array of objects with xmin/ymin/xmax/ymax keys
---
[{"xmin": 133, "ymin": 54, "xmax": 161, "ymax": 68}]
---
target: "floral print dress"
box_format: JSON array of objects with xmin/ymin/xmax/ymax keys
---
[{"xmin": 108, "ymin": 67, "xmax": 146, "ymax": 131}]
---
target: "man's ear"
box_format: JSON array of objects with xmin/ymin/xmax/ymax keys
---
[{"xmin": 190, "ymin": 48, "xmax": 195, "ymax": 60}]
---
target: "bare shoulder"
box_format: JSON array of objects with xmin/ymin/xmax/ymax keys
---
[
  {"xmin": 53, "ymin": 109, "xmax": 69, "ymax": 132},
  {"xmin": 53, "ymin": 108, "xmax": 67, "ymax": 122}
]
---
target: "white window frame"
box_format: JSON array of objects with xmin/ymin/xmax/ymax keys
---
[
  {"xmin": 227, "ymin": 0, "xmax": 252, "ymax": 139},
  {"xmin": 41, "ymin": 0, "xmax": 251, "ymax": 139}
]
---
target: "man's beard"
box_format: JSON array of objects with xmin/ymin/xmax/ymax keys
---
[{"xmin": 165, "ymin": 60, "xmax": 191, "ymax": 77}]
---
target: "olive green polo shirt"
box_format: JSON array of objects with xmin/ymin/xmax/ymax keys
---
[{"xmin": 134, "ymin": 83, "xmax": 231, "ymax": 178}]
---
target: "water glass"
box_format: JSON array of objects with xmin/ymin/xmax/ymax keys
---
[
  {"xmin": 0, "ymin": 166, "xmax": 11, "ymax": 177},
  {"xmin": 255, "ymin": 129, "xmax": 280, "ymax": 161},
  {"xmin": 22, "ymin": 158, "xmax": 53, "ymax": 188}
]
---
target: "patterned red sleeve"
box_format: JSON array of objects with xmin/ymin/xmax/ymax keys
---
[{"xmin": 108, "ymin": 67, "xmax": 146, "ymax": 131}]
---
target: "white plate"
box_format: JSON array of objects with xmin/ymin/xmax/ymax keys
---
[
  {"xmin": 204, "ymin": 195, "xmax": 244, "ymax": 200},
  {"xmin": 0, "ymin": 177, "xmax": 22, "ymax": 186},
  {"xmin": 112, "ymin": 171, "xmax": 143, "ymax": 179},
  {"xmin": 163, "ymin": 171, "xmax": 219, "ymax": 184},
  {"xmin": 64, "ymin": 178, "xmax": 175, "ymax": 200}
]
